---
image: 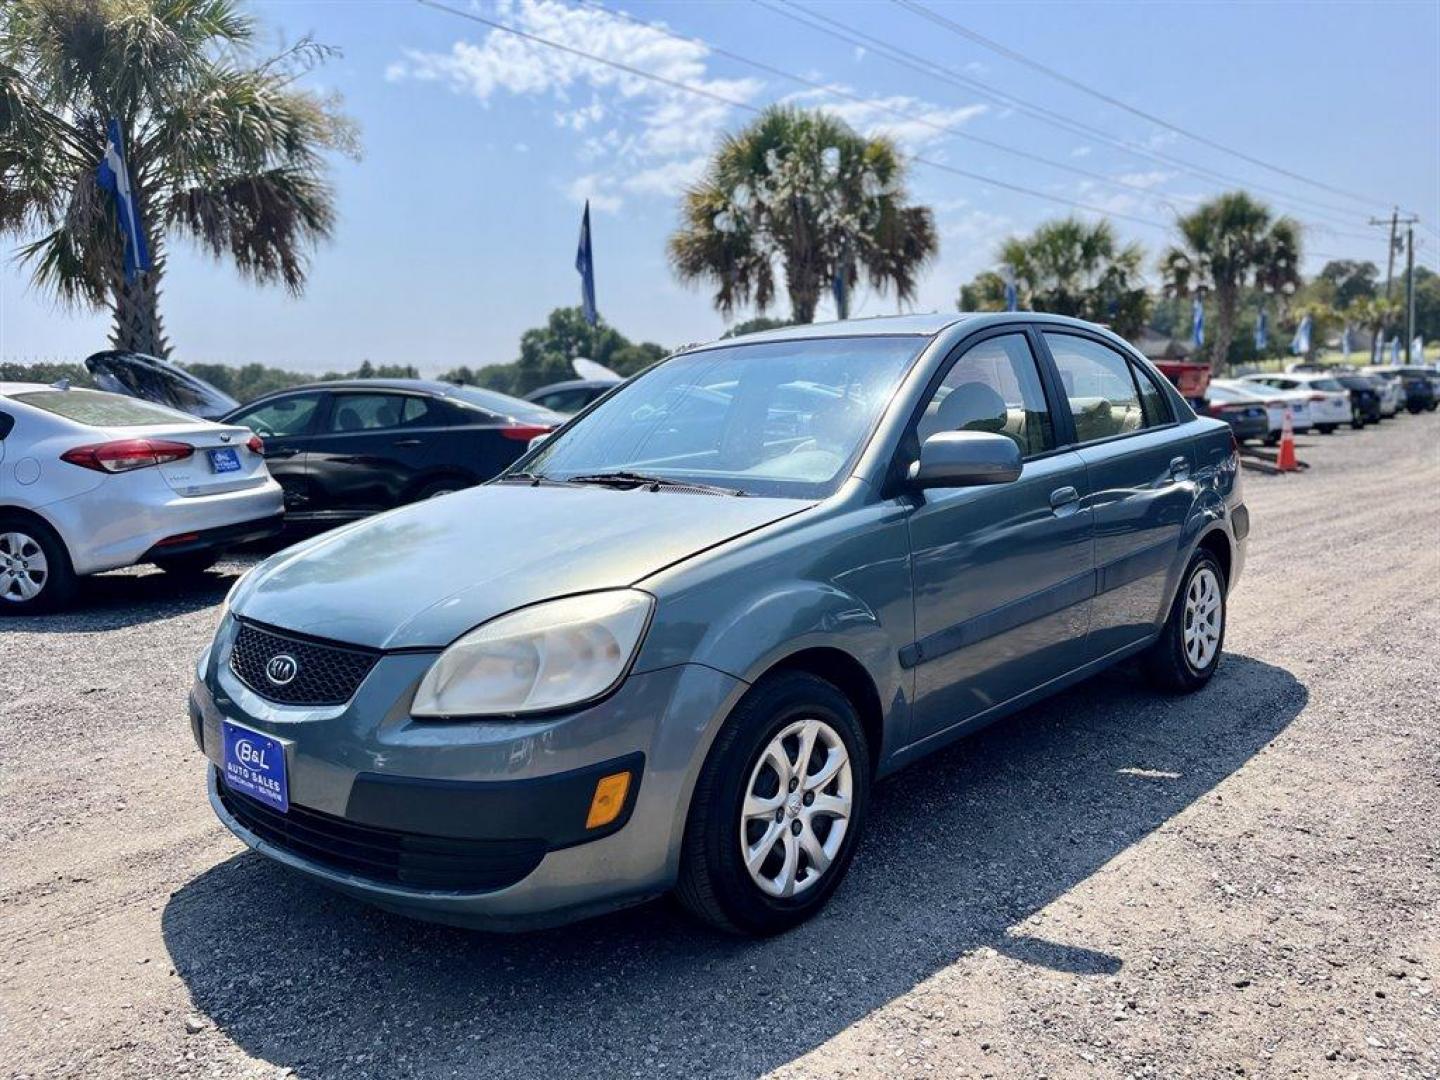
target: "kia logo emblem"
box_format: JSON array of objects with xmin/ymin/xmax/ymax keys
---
[{"xmin": 265, "ymin": 654, "xmax": 299, "ymax": 686}]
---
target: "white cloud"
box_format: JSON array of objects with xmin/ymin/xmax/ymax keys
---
[
  {"xmin": 1070, "ymin": 145, "xmax": 1092, "ymax": 158},
  {"xmin": 622, "ymin": 156, "xmax": 709, "ymax": 197},
  {"xmin": 1114, "ymin": 170, "xmax": 1175, "ymax": 190},
  {"xmin": 565, "ymin": 174, "xmax": 622, "ymax": 214},
  {"xmin": 781, "ymin": 86, "xmax": 988, "ymax": 153},
  {"xmin": 388, "ymin": 0, "xmax": 761, "ymax": 211}
]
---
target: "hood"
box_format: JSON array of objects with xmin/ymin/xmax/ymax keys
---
[{"xmin": 233, "ymin": 483, "xmax": 811, "ymax": 649}]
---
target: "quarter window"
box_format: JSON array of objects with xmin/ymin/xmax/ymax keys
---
[
  {"xmin": 1044, "ymin": 334, "xmax": 1160, "ymax": 442},
  {"xmin": 916, "ymin": 333, "xmax": 1054, "ymax": 457}
]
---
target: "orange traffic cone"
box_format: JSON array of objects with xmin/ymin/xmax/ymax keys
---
[{"xmin": 1275, "ymin": 407, "xmax": 1299, "ymax": 472}]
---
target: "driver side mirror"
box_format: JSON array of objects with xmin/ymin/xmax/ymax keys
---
[{"xmin": 908, "ymin": 431, "xmax": 1022, "ymax": 488}]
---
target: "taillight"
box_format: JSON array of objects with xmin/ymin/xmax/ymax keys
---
[
  {"xmin": 1266, "ymin": 400, "xmax": 1284, "ymax": 409},
  {"xmin": 501, "ymin": 424, "xmax": 553, "ymax": 442},
  {"xmin": 60, "ymin": 438, "xmax": 194, "ymax": 473},
  {"xmin": 1308, "ymin": 393, "xmax": 1326, "ymax": 402},
  {"xmin": 246, "ymin": 434, "xmax": 264, "ymax": 455}
]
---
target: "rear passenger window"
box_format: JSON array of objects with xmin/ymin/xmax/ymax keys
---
[
  {"xmin": 1043, "ymin": 334, "xmax": 1158, "ymax": 442},
  {"xmin": 327, "ymin": 394, "xmax": 408, "ymax": 433},
  {"xmin": 1133, "ymin": 364, "xmax": 1172, "ymax": 426},
  {"xmin": 917, "ymin": 333, "xmax": 1054, "ymax": 457}
]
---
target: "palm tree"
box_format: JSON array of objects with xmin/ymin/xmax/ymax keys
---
[
  {"xmin": 1159, "ymin": 192, "xmax": 1301, "ymax": 373},
  {"xmin": 668, "ymin": 105, "xmax": 938, "ymax": 324},
  {"xmin": 995, "ymin": 216, "xmax": 1149, "ymax": 336},
  {"xmin": 1, "ymin": 0, "xmax": 354, "ymax": 357}
]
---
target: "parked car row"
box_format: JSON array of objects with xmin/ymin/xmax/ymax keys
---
[
  {"xmin": 0, "ymin": 358, "xmax": 564, "ymax": 611},
  {"xmin": 1196, "ymin": 362, "xmax": 1437, "ymax": 446}
]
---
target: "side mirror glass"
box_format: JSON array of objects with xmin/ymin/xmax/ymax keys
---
[{"xmin": 908, "ymin": 431, "xmax": 1022, "ymax": 488}]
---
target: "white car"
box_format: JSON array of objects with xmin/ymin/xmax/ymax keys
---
[
  {"xmin": 1239, "ymin": 373, "xmax": 1350, "ymax": 433},
  {"xmin": 1207, "ymin": 379, "xmax": 1307, "ymax": 443},
  {"xmin": 0, "ymin": 383, "xmax": 284, "ymax": 612}
]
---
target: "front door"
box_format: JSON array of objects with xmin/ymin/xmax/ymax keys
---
[
  {"xmin": 905, "ymin": 330, "xmax": 1095, "ymax": 748},
  {"xmin": 1040, "ymin": 331, "xmax": 1196, "ymax": 657},
  {"xmin": 226, "ymin": 391, "xmax": 325, "ymax": 514}
]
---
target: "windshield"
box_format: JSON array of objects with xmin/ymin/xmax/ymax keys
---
[
  {"xmin": 514, "ymin": 336, "xmax": 925, "ymax": 498},
  {"xmin": 1310, "ymin": 378, "xmax": 1344, "ymax": 391}
]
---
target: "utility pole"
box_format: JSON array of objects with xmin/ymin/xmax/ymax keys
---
[
  {"xmin": 1404, "ymin": 225, "xmax": 1416, "ymax": 363},
  {"xmin": 1370, "ymin": 210, "xmax": 1420, "ymax": 354}
]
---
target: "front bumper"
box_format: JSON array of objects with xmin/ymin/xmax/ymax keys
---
[{"xmin": 191, "ymin": 620, "xmax": 745, "ymax": 929}]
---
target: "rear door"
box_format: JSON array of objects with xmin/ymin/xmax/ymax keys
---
[
  {"xmin": 306, "ymin": 392, "xmax": 434, "ymax": 513},
  {"xmin": 905, "ymin": 328, "xmax": 1094, "ymax": 747},
  {"xmin": 225, "ymin": 391, "xmax": 325, "ymax": 513},
  {"xmin": 1039, "ymin": 331, "xmax": 1196, "ymax": 658}
]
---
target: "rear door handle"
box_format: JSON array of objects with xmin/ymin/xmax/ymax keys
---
[
  {"xmin": 266, "ymin": 448, "xmax": 299, "ymax": 459},
  {"xmin": 1168, "ymin": 455, "xmax": 1190, "ymax": 480},
  {"xmin": 393, "ymin": 438, "xmax": 422, "ymax": 447},
  {"xmin": 1049, "ymin": 486, "xmax": 1080, "ymax": 516}
]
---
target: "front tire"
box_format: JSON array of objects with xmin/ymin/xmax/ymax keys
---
[
  {"xmin": 1144, "ymin": 549, "xmax": 1227, "ymax": 693},
  {"xmin": 676, "ymin": 672, "xmax": 870, "ymax": 936},
  {"xmin": 0, "ymin": 516, "xmax": 77, "ymax": 614},
  {"xmin": 1317, "ymin": 424, "xmax": 1337, "ymax": 434}
]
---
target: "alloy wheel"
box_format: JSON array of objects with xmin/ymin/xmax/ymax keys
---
[
  {"xmin": 1182, "ymin": 566, "xmax": 1222, "ymax": 671},
  {"xmin": 0, "ymin": 531, "xmax": 49, "ymax": 604},
  {"xmin": 739, "ymin": 717, "xmax": 853, "ymax": 898}
]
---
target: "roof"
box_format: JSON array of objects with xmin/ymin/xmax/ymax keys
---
[
  {"xmin": 713, "ymin": 312, "xmax": 977, "ymax": 346},
  {"xmin": 289, "ymin": 377, "xmax": 459, "ymax": 394}
]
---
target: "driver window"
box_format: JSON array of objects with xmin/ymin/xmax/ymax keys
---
[
  {"xmin": 233, "ymin": 393, "xmax": 320, "ymax": 438},
  {"xmin": 917, "ymin": 333, "xmax": 1054, "ymax": 457}
]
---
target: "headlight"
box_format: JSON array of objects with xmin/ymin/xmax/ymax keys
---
[{"xmin": 411, "ymin": 590, "xmax": 654, "ymax": 717}]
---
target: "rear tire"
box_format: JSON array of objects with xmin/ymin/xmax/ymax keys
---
[
  {"xmin": 1317, "ymin": 424, "xmax": 1337, "ymax": 434},
  {"xmin": 1144, "ymin": 548, "xmax": 1227, "ymax": 693},
  {"xmin": 153, "ymin": 552, "xmax": 219, "ymax": 577},
  {"xmin": 676, "ymin": 671, "xmax": 870, "ymax": 937},
  {"xmin": 0, "ymin": 514, "xmax": 77, "ymax": 615}
]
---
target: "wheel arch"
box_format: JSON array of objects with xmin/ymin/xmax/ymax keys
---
[
  {"xmin": 759, "ymin": 646, "xmax": 886, "ymax": 776},
  {"xmin": 0, "ymin": 503, "xmax": 71, "ymax": 561}
]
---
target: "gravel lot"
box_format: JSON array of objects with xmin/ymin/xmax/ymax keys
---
[{"xmin": 3, "ymin": 414, "xmax": 1437, "ymax": 1080}]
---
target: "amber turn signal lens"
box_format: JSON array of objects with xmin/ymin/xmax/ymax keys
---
[{"xmin": 585, "ymin": 771, "xmax": 631, "ymax": 829}]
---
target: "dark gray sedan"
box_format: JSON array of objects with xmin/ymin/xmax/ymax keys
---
[{"xmin": 190, "ymin": 313, "xmax": 1246, "ymax": 936}]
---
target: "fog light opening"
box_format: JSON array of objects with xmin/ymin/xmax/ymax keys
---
[{"xmin": 585, "ymin": 771, "xmax": 631, "ymax": 830}]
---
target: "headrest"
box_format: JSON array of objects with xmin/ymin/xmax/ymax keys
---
[{"xmin": 934, "ymin": 381, "xmax": 1008, "ymax": 434}]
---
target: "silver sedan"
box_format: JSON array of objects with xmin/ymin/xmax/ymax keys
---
[{"xmin": 0, "ymin": 382, "xmax": 284, "ymax": 612}]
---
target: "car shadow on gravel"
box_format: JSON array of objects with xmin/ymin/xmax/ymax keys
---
[
  {"xmin": 162, "ymin": 653, "xmax": 1305, "ymax": 1080},
  {"xmin": 1, "ymin": 561, "xmax": 257, "ymax": 632}
]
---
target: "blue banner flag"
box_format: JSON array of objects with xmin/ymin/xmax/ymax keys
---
[
  {"xmin": 1391, "ymin": 337, "xmax": 1400, "ymax": 363},
  {"xmin": 1290, "ymin": 313, "xmax": 1312, "ymax": 356},
  {"xmin": 96, "ymin": 119, "xmax": 151, "ymax": 282},
  {"xmin": 1341, "ymin": 323, "xmax": 1352, "ymax": 362},
  {"xmin": 1255, "ymin": 307, "xmax": 1268, "ymax": 350},
  {"xmin": 1003, "ymin": 266, "xmax": 1018, "ymax": 312},
  {"xmin": 576, "ymin": 200, "xmax": 597, "ymax": 327},
  {"xmin": 1192, "ymin": 296, "xmax": 1204, "ymax": 348}
]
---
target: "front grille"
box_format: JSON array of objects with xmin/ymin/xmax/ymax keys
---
[
  {"xmin": 229, "ymin": 620, "xmax": 380, "ymax": 706},
  {"xmin": 217, "ymin": 773, "xmax": 546, "ymax": 892}
]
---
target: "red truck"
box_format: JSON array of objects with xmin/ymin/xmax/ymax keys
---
[{"xmin": 1153, "ymin": 357, "xmax": 1212, "ymax": 404}]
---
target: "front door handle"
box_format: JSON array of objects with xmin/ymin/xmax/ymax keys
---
[
  {"xmin": 393, "ymin": 438, "xmax": 423, "ymax": 447},
  {"xmin": 1168, "ymin": 455, "xmax": 1190, "ymax": 480},
  {"xmin": 1049, "ymin": 486, "xmax": 1080, "ymax": 516}
]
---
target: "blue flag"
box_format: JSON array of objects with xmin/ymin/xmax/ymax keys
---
[
  {"xmin": 96, "ymin": 119, "xmax": 151, "ymax": 282},
  {"xmin": 1255, "ymin": 307, "xmax": 1268, "ymax": 350},
  {"xmin": 1341, "ymin": 323, "xmax": 1352, "ymax": 362},
  {"xmin": 575, "ymin": 200, "xmax": 597, "ymax": 327},
  {"xmin": 1391, "ymin": 337, "xmax": 1400, "ymax": 363},
  {"xmin": 1192, "ymin": 296, "xmax": 1204, "ymax": 348},
  {"xmin": 1290, "ymin": 314, "xmax": 1312, "ymax": 356}
]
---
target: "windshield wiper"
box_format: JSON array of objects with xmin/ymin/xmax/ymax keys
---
[
  {"xmin": 495, "ymin": 471, "xmax": 565, "ymax": 487},
  {"xmin": 563, "ymin": 471, "xmax": 745, "ymax": 496}
]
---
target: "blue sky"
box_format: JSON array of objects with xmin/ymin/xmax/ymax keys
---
[{"xmin": 3, "ymin": 0, "xmax": 1438, "ymax": 374}]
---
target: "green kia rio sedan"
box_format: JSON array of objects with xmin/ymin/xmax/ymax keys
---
[{"xmin": 190, "ymin": 313, "xmax": 1246, "ymax": 936}]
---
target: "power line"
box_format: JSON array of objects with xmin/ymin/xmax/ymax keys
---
[
  {"xmin": 413, "ymin": 0, "xmax": 1380, "ymax": 267},
  {"xmin": 579, "ymin": 0, "xmax": 1220, "ymax": 219},
  {"xmin": 762, "ymin": 0, "xmax": 1383, "ymax": 235},
  {"xmin": 893, "ymin": 0, "xmax": 1407, "ymax": 216}
]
